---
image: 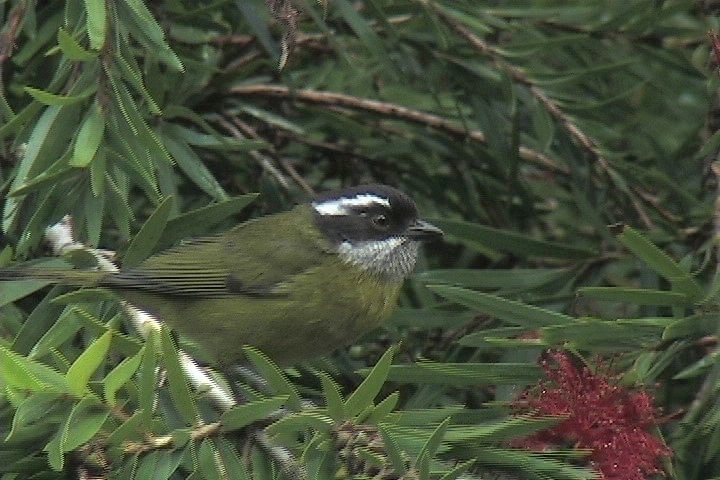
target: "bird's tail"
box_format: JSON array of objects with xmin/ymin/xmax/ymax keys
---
[{"xmin": 0, "ymin": 268, "xmax": 107, "ymax": 287}]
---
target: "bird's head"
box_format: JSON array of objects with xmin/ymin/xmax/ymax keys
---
[{"xmin": 312, "ymin": 184, "xmax": 443, "ymax": 280}]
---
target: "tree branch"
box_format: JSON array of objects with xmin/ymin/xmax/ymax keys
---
[{"xmin": 229, "ymin": 84, "xmax": 567, "ymax": 175}]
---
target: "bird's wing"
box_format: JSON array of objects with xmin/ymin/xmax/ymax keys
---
[{"xmin": 104, "ymin": 207, "xmax": 332, "ymax": 297}]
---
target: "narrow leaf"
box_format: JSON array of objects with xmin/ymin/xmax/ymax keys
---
[
  {"xmin": 122, "ymin": 195, "xmax": 174, "ymax": 268},
  {"xmin": 431, "ymin": 218, "xmax": 595, "ymax": 259},
  {"xmin": 71, "ymin": 102, "xmax": 105, "ymax": 167},
  {"xmin": 160, "ymin": 327, "xmax": 199, "ymax": 425},
  {"xmin": 319, "ymin": 373, "xmax": 346, "ymax": 421},
  {"xmin": 66, "ymin": 330, "xmax": 112, "ymax": 396},
  {"xmin": 24, "ymin": 85, "xmax": 94, "ymax": 106},
  {"xmin": 220, "ymin": 395, "xmax": 289, "ymax": 431},
  {"xmin": 57, "ymin": 27, "xmax": 97, "ymax": 61},
  {"xmin": 578, "ymin": 287, "xmax": 690, "ymax": 306},
  {"xmin": 346, "ymin": 345, "xmax": 397, "ymax": 417},
  {"xmin": 427, "ymin": 284, "xmax": 573, "ymax": 327},
  {"xmin": 104, "ymin": 348, "xmax": 144, "ymax": 406},
  {"xmin": 614, "ymin": 224, "xmax": 703, "ymax": 299},
  {"xmin": 242, "ymin": 346, "xmax": 302, "ymax": 410},
  {"xmin": 83, "ymin": 0, "xmax": 107, "ymax": 49}
]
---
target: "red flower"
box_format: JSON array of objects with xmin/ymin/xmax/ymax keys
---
[{"xmin": 511, "ymin": 351, "xmax": 671, "ymax": 480}]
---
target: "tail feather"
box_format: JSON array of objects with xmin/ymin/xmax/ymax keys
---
[{"xmin": 0, "ymin": 268, "xmax": 107, "ymax": 287}]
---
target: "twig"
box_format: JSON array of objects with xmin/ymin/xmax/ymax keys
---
[
  {"xmin": 229, "ymin": 84, "xmax": 567, "ymax": 175},
  {"xmin": 210, "ymin": 114, "xmax": 291, "ymax": 189},
  {"xmin": 231, "ymin": 116, "xmax": 316, "ymax": 195},
  {"xmin": 123, "ymin": 422, "xmax": 222, "ymax": 455}
]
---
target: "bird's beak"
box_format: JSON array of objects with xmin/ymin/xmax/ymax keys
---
[{"xmin": 406, "ymin": 219, "xmax": 443, "ymax": 241}]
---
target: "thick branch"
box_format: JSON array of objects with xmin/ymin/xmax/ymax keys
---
[{"xmin": 229, "ymin": 84, "xmax": 567, "ymax": 174}]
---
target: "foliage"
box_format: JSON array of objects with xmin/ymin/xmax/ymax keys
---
[{"xmin": 0, "ymin": 0, "xmax": 718, "ymax": 479}]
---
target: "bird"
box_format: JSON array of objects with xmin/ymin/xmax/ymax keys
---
[{"xmin": 0, "ymin": 184, "xmax": 443, "ymax": 365}]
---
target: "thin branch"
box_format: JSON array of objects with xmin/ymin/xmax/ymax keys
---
[
  {"xmin": 211, "ymin": 114, "xmax": 291, "ymax": 189},
  {"xmin": 229, "ymin": 84, "xmax": 567, "ymax": 175},
  {"xmin": 231, "ymin": 116, "xmax": 316, "ymax": 195}
]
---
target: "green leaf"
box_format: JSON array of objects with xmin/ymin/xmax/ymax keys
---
[
  {"xmin": 458, "ymin": 327, "xmax": 528, "ymax": 347},
  {"xmin": 163, "ymin": 135, "xmax": 228, "ymax": 201},
  {"xmin": 5, "ymin": 104, "xmax": 76, "ymax": 232},
  {"xmin": 382, "ymin": 362, "xmax": 542, "ymax": 385},
  {"xmin": 0, "ymin": 344, "xmax": 69, "ymax": 392},
  {"xmin": 579, "ymin": 286, "xmax": 692, "ymax": 305},
  {"xmin": 122, "ymin": 195, "xmax": 175, "ymax": 268},
  {"xmin": 106, "ymin": 409, "xmax": 147, "ymax": 446},
  {"xmin": 157, "ymin": 194, "xmax": 258, "ymax": 247},
  {"xmin": 137, "ymin": 450, "xmax": 183, "ymax": 480},
  {"xmin": 418, "ymin": 268, "xmax": 569, "ymax": 291},
  {"xmin": 159, "ymin": 327, "xmax": 199, "ymax": 425},
  {"xmin": 427, "ymin": 284, "xmax": 573, "ymax": 327},
  {"xmin": 138, "ymin": 330, "xmax": 159, "ymax": 415},
  {"xmin": 0, "ymin": 278, "xmax": 52, "ymax": 307},
  {"xmin": 44, "ymin": 396, "xmax": 109, "ymax": 470},
  {"xmin": 216, "ymin": 437, "xmax": 251, "ymax": 480},
  {"xmin": 346, "ymin": 345, "xmax": 397, "ymax": 417},
  {"xmin": 264, "ymin": 411, "xmax": 335, "ymax": 439},
  {"xmin": 334, "ymin": 0, "xmax": 391, "ymax": 67},
  {"xmin": 198, "ymin": 439, "xmax": 223, "ymax": 480},
  {"xmin": 23, "ymin": 85, "xmax": 95, "ymax": 106},
  {"xmin": 220, "ymin": 395, "xmax": 289, "ymax": 431},
  {"xmin": 104, "ymin": 348, "xmax": 144, "ymax": 406},
  {"xmin": 415, "ymin": 416, "xmax": 451, "ymax": 470},
  {"xmin": 614, "ymin": 224, "xmax": 703, "ymax": 299},
  {"xmin": 439, "ymin": 460, "xmax": 476, "ymax": 480},
  {"xmin": 120, "ymin": 0, "xmax": 183, "ymax": 71},
  {"xmin": 242, "ymin": 346, "xmax": 302, "ymax": 410},
  {"xmin": 663, "ymin": 313, "xmax": 720, "ymax": 340},
  {"xmin": 61, "ymin": 396, "xmax": 109, "ymax": 451},
  {"xmin": 83, "ymin": 0, "xmax": 106, "ymax": 49},
  {"xmin": 30, "ymin": 307, "xmax": 84, "ymax": 358},
  {"xmin": 57, "ymin": 27, "xmax": 97, "ymax": 61},
  {"xmin": 235, "ymin": 2, "xmax": 279, "ymax": 60},
  {"xmin": 71, "ymin": 102, "xmax": 105, "ymax": 167},
  {"xmin": 377, "ymin": 424, "xmax": 408, "ymax": 476},
  {"xmin": 6, "ymin": 392, "xmax": 64, "ymax": 442},
  {"xmin": 116, "ymin": 51, "xmax": 162, "ymax": 115},
  {"xmin": 365, "ymin": 391, "xmax": 400, "ymax": 424},
  {"xmin": 319, "ymin": 373, "xmax": 346, "ymax": 421},
  {"xmin": 541, "ymin": 318, "xmax": 670, "ymax": 351},
  {"xmin": 66, "ymin": 330, "xmax": 112, "ymax": 396},
  {"xmin": 430, "ymin": 218, "xmax": 596, "ymax": 259}
]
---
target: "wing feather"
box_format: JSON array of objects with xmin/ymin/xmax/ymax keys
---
[{"xmin": 103, "ymin": 206, "xmax": 332, "ymax": 298}]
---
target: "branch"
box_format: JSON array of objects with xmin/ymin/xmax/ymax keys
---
[{"xmin": 229, "ymin": 84, "xmax": 567, "ymax": 175}]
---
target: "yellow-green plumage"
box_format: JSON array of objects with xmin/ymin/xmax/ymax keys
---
[
  {"xmin": 115, "ymin": 205, "xmax": 401, "ymax": 364},
  {"xmin": 1, "ymin": 184, "xmax": 441, "ymax": 365}
]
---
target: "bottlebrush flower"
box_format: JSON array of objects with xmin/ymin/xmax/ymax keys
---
[{"xmin": 511, "ymin": 351, "xmax": 671, "ymax": 480}]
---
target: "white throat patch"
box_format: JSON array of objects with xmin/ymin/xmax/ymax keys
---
[
  {"xmin": 337, "ymin": 237, "xmax": 419, "ymax": 280},
  {"xmin": 312, "ymin": 194, "xmax": 390, "ymax": 216}
]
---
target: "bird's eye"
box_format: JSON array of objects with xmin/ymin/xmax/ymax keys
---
[{"xmin": 372, "ymin": 214, "xmax": 389, "ymax": 229}]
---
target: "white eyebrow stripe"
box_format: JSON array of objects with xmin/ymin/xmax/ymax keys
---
[{"xmin": 312, "ymin": 194, "xmax": 390, "ymax": 216}]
